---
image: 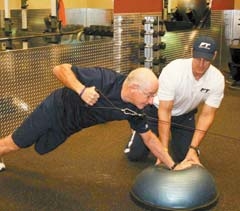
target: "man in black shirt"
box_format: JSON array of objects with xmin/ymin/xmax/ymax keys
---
[{"xmin": 0, "ymin": 64, "xmax": 192, "ymax": 171}]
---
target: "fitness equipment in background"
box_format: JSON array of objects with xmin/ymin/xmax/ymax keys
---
[{"xmin": 139, "ymin": 16, "xmax": 167, "ymax": 75}]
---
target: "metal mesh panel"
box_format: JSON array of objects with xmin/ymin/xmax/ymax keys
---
[
  {"xmin": 114, "ymin": 11, "xmax": 227, "ymax": 74},
  {"xmin": 86, "ymin": 9, "xmax": 113, "ymax": 26},
  {"xmin": 0, "ymin": 39, "xmax": 115, "ymax": 137},
  {"xmin": 160, "ymin": 11, "xmax": 226, "ymax": 68},
  {"xmin": 113, "ymin": 14, "xmax": 139, "ymax": 73},
  {"xmin": 113, "ymin": 13, "xmax": 162, "ymax": 74}
]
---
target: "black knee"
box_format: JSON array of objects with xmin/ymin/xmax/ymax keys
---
[
  {"xmin": 124, "ymin": 131, "xmax": 150, "ymax": 162},
  {"xmin": 125, "ymin": 150, "xmax": 149, "ymax": 162}
]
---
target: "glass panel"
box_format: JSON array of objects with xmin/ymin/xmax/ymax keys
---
[{"xmin": 163, "ymin": 0, "xmax": 211, "ymax": 31}]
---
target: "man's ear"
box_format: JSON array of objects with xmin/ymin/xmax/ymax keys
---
[
  {"xmin": 212, "ymin": 51, "xmax": 217, "ymax": 61},
  {"xmin": 191, "ymin": 48, "xmax": 194, "ymax": 57}
]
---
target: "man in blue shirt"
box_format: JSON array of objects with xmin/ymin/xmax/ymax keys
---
[{"xmin": 0, "ymin": 64, "xmax": 193, "ymax": 172}]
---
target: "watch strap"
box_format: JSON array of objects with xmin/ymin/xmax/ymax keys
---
[{"xmin": 189, "ymin": 145, "xmax": 200, "ymax": 157}]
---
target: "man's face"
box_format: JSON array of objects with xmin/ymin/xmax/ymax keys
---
[
  {"xmin": 192, "ymin": 57, "xmax": 211, "ymax": 80},
  {"xmin": 133, "ymin": 86, "xmax": 158, "ymax": 109}
]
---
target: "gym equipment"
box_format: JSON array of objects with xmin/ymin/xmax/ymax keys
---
[
  {"xmin": 153, "ymin": 57, "xmax": 160, "ymax": 65},
  {"xmin": 139, "ymin": 43, "xmax": 145, "ymax": 50},
  {"xmin": 164, "ymin": 21, "xmax": 193, "ymax": 31},
  {"xmin": 228, "ymin": 39, "xmax": 240, "ymax": 89},
  {"xmin": 138, "ymin": 57, "xmax": 146, "ymax": 65},
  {"xmin": 130, "ymin": 165, "xmax": 219, "ymax": 211},
  {"xmin": 4, "ymin": 0, "xmax": 12, "ymax": 35},
  {"xmin": 21, "ymin": 0, "xmax": 29, "ymax": 49},
  {"xmin": 142, "ymin": 19, "xmax": 146, "ymax": 25},
  {"xmin": 159, "ymin": 56, "xmax": 167, "ymax": 64},
  {"xmin": 153, "ymin": 43, "xmax": 159, "ymax": 51},
  {"xmin": 139, "ymin": 16, "xmax": 167, "ymax": 73},
  {"xmin": 140, "ymin": 29, "xmax": 145, "ymax": 37},
  {"xmin": 159, "ymin": 30, "xmax": 166, "ymax": 37},
  {"xmin": 153, "ymin": 31, "xmax": 159, "ymax": 38},
  {"xmin": 159, "ymin": 42, "xmax": 166, "ymax": 50}
]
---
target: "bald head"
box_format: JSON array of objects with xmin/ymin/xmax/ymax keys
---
[
  {"xmin": 122, "ymin": 68, "xmax": 158, "ymax": 108},
  {"xmin": 126, "ymin": 67, "xmax": 158, "ymax": 91}
]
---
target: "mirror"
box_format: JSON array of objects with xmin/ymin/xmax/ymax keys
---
[
  {"xmin": 0, "ymin": 0, "xmax": 113, "ymax": 50},
  {"xmin": 163, "ymin": 0, "xmax": 211, "ymax": 31}
]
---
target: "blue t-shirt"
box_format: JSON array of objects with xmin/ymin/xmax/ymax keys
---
[{"xmin": 51, "ymin": 66, "xmax": 149, "ymax": 135}]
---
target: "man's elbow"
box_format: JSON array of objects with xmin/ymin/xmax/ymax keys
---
[{"xmin": 53, "ymin": 64, "xmax": 71, "ymax": 76}]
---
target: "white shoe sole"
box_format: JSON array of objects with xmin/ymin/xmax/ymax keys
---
[{"xmin": 0, "ymin": 162, "xmax": 6, "ymax": 172}]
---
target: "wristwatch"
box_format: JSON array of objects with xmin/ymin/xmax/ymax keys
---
[{"xmin": 189, "ymin": 145, "xmax": 200, "ymax": 157}]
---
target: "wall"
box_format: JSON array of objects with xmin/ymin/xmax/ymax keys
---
[
  {"xmin": 212, "ymin": 0, "xmax": 234, "ymax": 10},
  {"xmin": 87, "ymin": 0, "xmax": 113, "ymax": 9},
  {"xmin": 114, "ymin": 0, "xmax": 162, "ymax": 13},
  {"xmin": 114, "ymin": 0, "xmax": 237, "ymax": 13},
  {"xmin": 235, "ymin": 0, "xmax": 240, "ymax": 9}
]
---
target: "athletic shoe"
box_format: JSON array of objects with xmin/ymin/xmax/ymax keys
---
[
  {"xmin": 0, "ymin": 162, "xmax": 6, "ymax": 172},
  {"xmin": 229, "ymin": 81, "xmax": 240, "ymax": 90},
  {"xmin": 226, "ymin": 76, "xmax": 235, "ymax": 84}
]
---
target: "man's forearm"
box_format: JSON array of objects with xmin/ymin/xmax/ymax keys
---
[
  {"xmin": 53, "ymin": 64, "xmax": 85, "ymax": 94},
  {"xmin": 157, "ymin": 101, "xmax": 173, "ymax": 150},
  {"xmin": 158, "ymin": 120, "xmax": 171, "ymax": 149},
  {"xmin": 158, "ymin": 107, "xmax": 172, "ymax": 149},
  {"xmin": 141, "ymin": 131, "xmax": 175, "ymax": 169},
  {"xmin": 190, "ymin": 106, "xmax": 216, "ymax": 147}
]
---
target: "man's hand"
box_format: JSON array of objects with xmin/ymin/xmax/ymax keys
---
[
  {"xmin": 80, "ymin": 86, "xmax": 100, "ymax": 106},
  {"xmin": 174, "ymin": 159, "xmax": 194, "ymax": 170},
  {"xmin": 184, "ymin": 148, "xmax": 202, "ymax": 166},
  {"xmin": 155, "ymin": 158, "xmax": 162, "ymax": 165}
]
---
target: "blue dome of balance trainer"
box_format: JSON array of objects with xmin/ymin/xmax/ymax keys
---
[{"xmin": 130, "ymin": 165, "xmax": 219, "ymax": 211}]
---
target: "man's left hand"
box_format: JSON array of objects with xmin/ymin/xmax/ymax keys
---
[{"xmin": 184, "ymin": 149, "xmax": 202, "ymax": 166}]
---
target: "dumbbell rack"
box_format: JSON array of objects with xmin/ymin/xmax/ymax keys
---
[
  {"xmin": 139, "ymin": 16, "xmax": 166, "ymax": 75},
  {"xmin": 143, "ymin": 17, "xmax": 154, "ymax": 69}
]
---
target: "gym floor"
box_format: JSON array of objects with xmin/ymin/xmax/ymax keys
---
[{"xmin": 0, "ymin": 84, "xmax": 240, "ymax": 211}]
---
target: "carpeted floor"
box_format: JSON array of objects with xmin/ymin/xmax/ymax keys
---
[{"xmin": 0, "ymin": 85, "xmax": 240, "ymax": 211}]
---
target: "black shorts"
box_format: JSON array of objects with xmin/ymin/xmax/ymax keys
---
[{"xmin": 12, "ymin": 96, "xmax": 68, "ymax": 155}]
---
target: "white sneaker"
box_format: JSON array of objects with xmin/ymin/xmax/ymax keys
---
[
  {"xmin": 229, "ymin": 81, "xmax": 240, "ymax": 90},
  {"xmin": 226, "ymin": 76, "xmax": 235, "ymax": 84},
  {"xmin": 0, "ymin": 162, "xmax": 6, "ymax": 172}
]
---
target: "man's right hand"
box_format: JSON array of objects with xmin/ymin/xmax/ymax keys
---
[
  {"xmin": 81, "ymin": 86, "xmax": 100, "ymax": 106},
  {"xmin": 174, "ymin": 159, "xmax": 196, "ymax": 170}
]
